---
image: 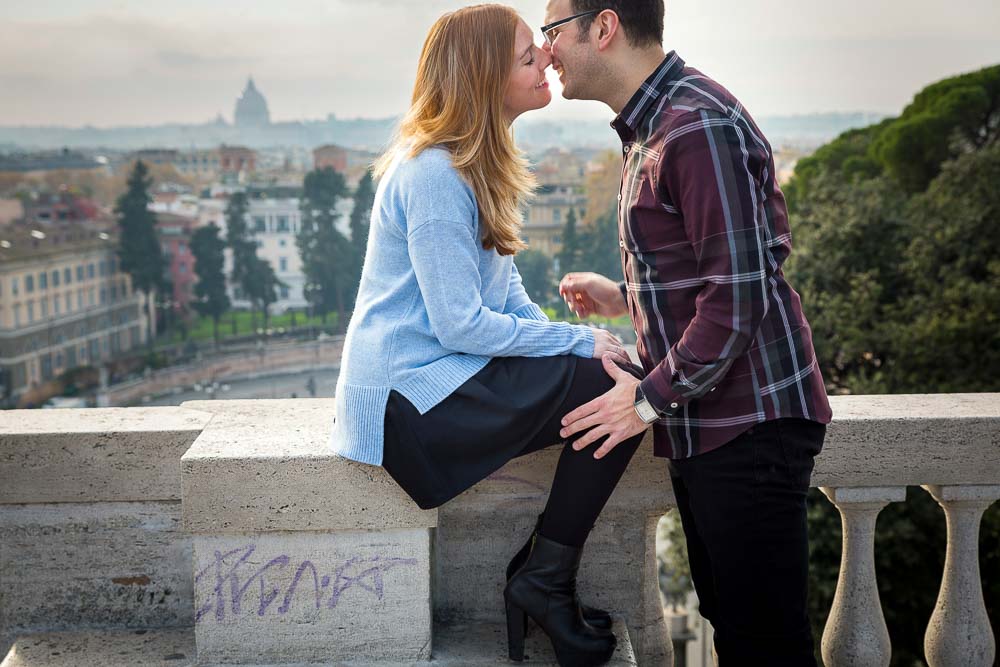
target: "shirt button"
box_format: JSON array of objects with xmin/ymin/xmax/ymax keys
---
[
  {"xmin": 619, "ymin": 238, "xmax": 625, "ymax": 248},
  {"xmin": 711, "ymin": 387, "xmax": 717, "ymax": 392},
  {"xmin": 617, "ymin": 194, "xmax": 623, "ymax": 201},
  {"xmin": 624, "ymin": 145, "xmax": 631, "ymax": 153},
  {"xmin": 670, "ymin": 402, "xmax": 679, "ymax": 409}
]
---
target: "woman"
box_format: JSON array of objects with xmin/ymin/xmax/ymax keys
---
[{"xmin": 331, "ymin": 5, "xmax": 644, "ymax": 665}]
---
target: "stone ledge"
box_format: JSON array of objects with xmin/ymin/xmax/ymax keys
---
[
  {"xmin": 816, "ymin": 393, "xmax": 1000, "ymax": 487},
  {"xmin": 180, "ymin": 400, "xmax": 435, "ymax": 534},
  {"xmin": 1, "ymin": 628, "xmax": 196, "ymax": 667},
  {"xmin": 1, "ymin": 617, "xmax": 637, "ymax": 666},
  {"xmin": 0, "ymin": 407, "xmax": 212, "ymax": 504}
]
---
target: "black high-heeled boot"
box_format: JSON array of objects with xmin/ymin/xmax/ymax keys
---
[
  {"xmin": 504, "ymin": 533, "xmax": 617, "ymax": 666},
  {"xmin": 506, "ymin": 513, "xmax": 613, "ymax": 631}
]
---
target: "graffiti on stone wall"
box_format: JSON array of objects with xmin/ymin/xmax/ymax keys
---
[{"xmin": 194, "ymin": 544, "xmax": 418, "ymax": 623}]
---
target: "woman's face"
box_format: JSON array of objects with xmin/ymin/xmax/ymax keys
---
[{"xmin": 503, "ymin": 18, "xmax": 552, "ymax": 124}]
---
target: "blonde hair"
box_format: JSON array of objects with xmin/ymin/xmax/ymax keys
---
[{"xmin": 375, "ymin": 4, "xmax": 533, "ymax": 255}]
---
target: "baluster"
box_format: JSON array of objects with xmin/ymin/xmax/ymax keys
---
[
  {"xmin": 921, "ymin": 484, "xmax": 1000, "ymax": 667},
  {"xmin": 819, "ymin": 486, "xmax": 906, "ymax": 667}
]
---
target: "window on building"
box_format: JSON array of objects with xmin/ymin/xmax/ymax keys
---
[
  {"xmin": 111, "ymin": 284, "xmax": 118, "ymax": 300},
  {"xmin": 77, "ymin": 290, "xmax": 84, "ymax": 309},
  {"xmin": 279, "ymin": 239, "xmax": 287, "ymax": 247},
  {"xmin": 53, "ymin": 296, "xmax": 60, "ymax": 315},
  {"xmin": 88, "ymin": 263, "xmax": 95, "ymax": 279},
  {"xmin": 76, "ymin": 265, "xmax": 84, "ymax": 281},
  {"xmin": 253, "ymin": 217, "xmax": 266, "ymax": 233},
  {"xmin": 100, "ymin": 288, "xmax": 106, "ymax": 304},
  {"xmin": 279, "ymin": 257, "xmax": 288, "ymax": 272},
  {"xmin": 65, "ymin": 293, "xmax": 72, "ymax": 312},
  {"xmin": 99, "ymin": 260, "xmax": 107, "ymax": 276},
  {"xmin": 13, "ymin": 304, "xmax": 20, "ymax": 327},
  {"xmin": 39, "ymin": 272, "xmax": 48, "ymax": 289},
  {"xmin": 64, "ymin": 267, "xmax": 72, "ymax": 284},
  {"xmin": 27, "ymin": 301, "xmax": 35, "ymax": 322},
  {"xmin": 12, "ymin": 277, "xmax": 18, "ymax": 295},
  {"xmin": 553, "ymin": 209, "xmax": 562, "ymax": 223},
  {"xmin": 280, "ymin": 286, "xmax": 290, "ymax": 299},
  {"xmin": 52, "ymin": 270, "xmax": 60, "ymax": 287},
  {"xmin": 277, "ymin": 216, "xmax": 289, "ymax": 232},
  {"xmin": 41, "ymin": 299, "xmax": 49, "ymax": 317}
]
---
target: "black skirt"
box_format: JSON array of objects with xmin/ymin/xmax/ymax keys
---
[{"xmin": 381, "ymin": 355, "xmax": 582, "ymax": 509}]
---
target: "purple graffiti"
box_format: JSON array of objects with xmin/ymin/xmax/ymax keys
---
[{"xmin": 194, "ymin": 544, "xmax": 418, "ymax": 623}]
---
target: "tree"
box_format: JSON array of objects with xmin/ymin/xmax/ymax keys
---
[
  {"xmin": 224, "ymin": 191, "xmax": 255, "ymax": 335},
  {"xmin": 348, "ymin": 169, "xmax": 376, "ymax": 306},
  {"xmin": 515, "ymin": 249, "xmax": 554, "ymax": 305},
  {"xmin": 114, "ymin": 160, "xmax": 165, "ymax": 349},
  {"xmin": 298, "ymin": 167, "xmax": 352, "ymax": 331},
  {"xmin": 190, "ymin": 223, "xmax": 230, "ymax": 349},
  {"xmin": 579, "ymin": 211, "xmax": 623, "ymax": 281},
  {"xmin": 557, "ymin": 208, "xmax": 583, "ymax": 275},
  {"xmin": 243, "ymin": 256, "xmax": 284, "ymax": 335}
]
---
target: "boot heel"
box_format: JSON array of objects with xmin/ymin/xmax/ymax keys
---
[{"xmin": 506, "ymin": 600, "xmax": 526, "ymax": 661}]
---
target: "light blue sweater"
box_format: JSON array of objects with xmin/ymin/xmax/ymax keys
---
[{"xmin": 331, "ymin": 146, "xmax": 596, "ymax": 465}]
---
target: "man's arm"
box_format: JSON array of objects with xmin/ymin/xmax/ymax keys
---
[{"xmin": 638, "ymin": 109, "xmax": 774, "ymax": 416}]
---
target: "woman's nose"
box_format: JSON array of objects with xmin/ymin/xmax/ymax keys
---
[{"xmin": 538, "ymin": 47, "xmax": 552, "ymax": 69}]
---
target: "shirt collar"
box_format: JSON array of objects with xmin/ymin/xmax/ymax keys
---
[{"xmin": 611, "ymin": 51, "xmax": 685, "ymax": 141}]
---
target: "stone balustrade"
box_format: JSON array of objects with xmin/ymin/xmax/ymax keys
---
[{"xmin": 1, "ymin": 392, "xmax": 997, "ymax": 666}]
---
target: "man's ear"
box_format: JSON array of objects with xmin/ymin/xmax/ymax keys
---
[{"xmin": 595, "ymin": 10, "xmax": 621, "ymax": 52}]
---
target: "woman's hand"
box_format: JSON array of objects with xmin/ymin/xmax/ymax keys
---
[{"xmin": 591, "ymin": 328, "xmax": 631, "ymax": 367}]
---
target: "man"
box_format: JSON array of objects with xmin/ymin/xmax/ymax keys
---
[{"xmin": 543, "ymin": 1, "xmax": 833, "ymax": 664}]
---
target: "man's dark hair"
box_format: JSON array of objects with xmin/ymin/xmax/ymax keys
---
[{"xmin": 571, "ymin": 1, "xmax": 665, "ymax": 48}]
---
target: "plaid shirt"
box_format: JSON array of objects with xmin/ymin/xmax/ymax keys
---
[{"xmin": 612, "ymin": 52, "xmax": 832, "ymax": 459}]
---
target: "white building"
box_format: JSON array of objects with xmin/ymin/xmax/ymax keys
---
[{"xmin": 219, "ymin": 195, "xmax": 353, "ymax": 313}]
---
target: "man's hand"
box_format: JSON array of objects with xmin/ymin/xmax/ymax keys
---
[
  {"xmin": 559, "ymin": 354, "xmax": 651, "ymax": 459},
  {"xmin": 559, "ymin": 272, "xmax": 628, "ymax": 319}
]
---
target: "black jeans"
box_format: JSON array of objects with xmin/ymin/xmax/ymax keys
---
[{"xmin": 667, "ymin": 418, "xmax": 825, "ymax": 666}]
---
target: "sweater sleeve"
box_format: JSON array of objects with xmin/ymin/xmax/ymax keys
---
[{"xmin": 408, "ymin": 220, "xmax": 593, "ymax": 358}]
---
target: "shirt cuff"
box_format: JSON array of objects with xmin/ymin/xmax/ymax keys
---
[{"xmin": 639, "ymin": 374, "xmax": 684, "ymax": 418}]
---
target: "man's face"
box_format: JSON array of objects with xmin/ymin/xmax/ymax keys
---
[{"xmin": 543, "ymin": 0, "xmax": 599, "ymax": 101}]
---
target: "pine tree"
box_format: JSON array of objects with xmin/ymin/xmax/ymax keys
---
[
  {"xmin": 348, "ymin": 169, "xmax": 376, "ymax": 306},
  {"xmin": 297, "ymin": 167, "xmax": 351, "ymax": 331},
  {"xmin": 115, "ymin": 160, "xmax": 165, "ymax": 349},
  {"xmin": 224, "ymin": 191, "xmax": 257, "ymax": 332},
  {"xmin": 557, "ymin": 208, "xmax": 582, "ymax": 275},
  {"xmin": 190, "ymin": 223, "xmax": 230, "ymax": 349}
]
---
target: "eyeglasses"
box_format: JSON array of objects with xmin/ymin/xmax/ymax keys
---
[{"xmin": 540, "ymin": 9, "xmax": 601, "ymax": 46}]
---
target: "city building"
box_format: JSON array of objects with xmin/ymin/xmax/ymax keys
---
[
  {"xmin": 218, "ymin": 186, "xmax": 355, "ymax": 315},
  {"xmin": 172, "ymin": 149, "xmax": 221, "ymax": 180},
  {"xmin": 219, "ymin": 145, "xmax": 257, "ymax": 176},
  {"xmin": 522, "ymin": 149, "xmax": 588, "ymax": 257},
  {"xmin": 234, "ymin": 78, "xmax": 271, "ymax": 128},
  {"xmin": 0, "ymin": 223, "xmax": 151, "ymax": 404},
  {"xmin": 156, "ymin": 213, "xmax": 197, "ymax": 314},
  {"xmin": 313, "ymin": 144, "xmax": 348, "ymax": 173}
]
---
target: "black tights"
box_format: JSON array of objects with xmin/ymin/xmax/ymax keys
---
[{"xmin": 515, "ymin": 357, "xmax": 645, "ymax": 548}]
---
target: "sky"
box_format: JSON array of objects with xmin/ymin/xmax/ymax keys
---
[{"xmin": 1, "ymin": 0, "xmax": 998, "ymax": 127}]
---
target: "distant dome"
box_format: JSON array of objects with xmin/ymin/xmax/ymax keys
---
[{"xmin": 234, "ymin": 77, "xmax": 271, "ymax": 128}]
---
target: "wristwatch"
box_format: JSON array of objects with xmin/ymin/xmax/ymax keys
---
[{"xmin": 633, "ymin": 384, "xmax": 660, "ymax": 424}]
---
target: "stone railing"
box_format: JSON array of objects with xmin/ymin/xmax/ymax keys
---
[{"xmin": 1, "ymin": 393, "xmax": 997, "ymax": 666}]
